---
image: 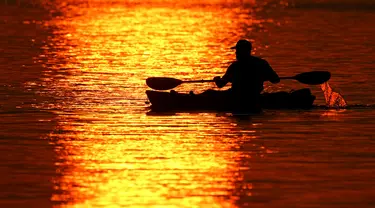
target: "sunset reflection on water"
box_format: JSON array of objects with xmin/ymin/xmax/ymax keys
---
[
  {"xmin": 3, "ymin": 0, "xmax": 371, "ymax": 207},
  {"xmin": 48, "ymin": 112, "xmax": 266, "ymax": 207},
  {"xmin": 49, "ymin": 116, "xmax": 259, "ymax": 207},
  {"xmin": 38, "ymin": 1, "xmax": 269, "ymax": 206}
]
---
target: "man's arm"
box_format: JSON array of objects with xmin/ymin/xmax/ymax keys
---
[
  {"xmin": 264, "ymin": 60, "xmax": 280, "ymax": 84},
  {"xmin": 214, "ymin": 63, "xmax": 234, "ymax": 88}
]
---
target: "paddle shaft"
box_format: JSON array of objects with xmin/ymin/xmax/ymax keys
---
[
  {"xmin": 183, "ymin": 80, "xmax": 214, "ymax": 83},
  {"xmin": 183, "ymin": 76, "xmax": 295, "ymax": 83},
  {"xmin": 146, "ymin": 71, "xmax": 330, "ymax": 90},
  {"xmin": 280, "ymin": 76, "xmax": 295, "ymax": 80}
]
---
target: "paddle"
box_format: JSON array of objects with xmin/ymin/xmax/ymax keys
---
[
  {"xmin": 280, "ymin": 71, "xmax": 331, "ymax": 85},
  {"xmin": 146, "ymin": 71, "xmax": 331, "ymax": 90}
]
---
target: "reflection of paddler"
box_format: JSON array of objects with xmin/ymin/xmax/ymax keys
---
[{"xmin": 213, "ymin": 40, "xmax": 280, "ymax": 112}]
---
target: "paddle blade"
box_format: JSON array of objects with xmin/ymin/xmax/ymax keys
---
[
  {"xmin": 146, "ymin": 77, "xmax": 183, "ymax": 90},
  {"xmin": 294, "ymin": 71, "xmax": 331, "ymax": 85}
]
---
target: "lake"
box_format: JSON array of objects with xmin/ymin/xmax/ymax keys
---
[{"xmin": 0, "ymin": 0, "xmax": 374, "ymax": 207}]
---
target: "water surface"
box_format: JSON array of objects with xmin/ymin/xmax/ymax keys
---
[{"xmin": 0, "ymin": 0, "xmax": 375, "ymax": 207}]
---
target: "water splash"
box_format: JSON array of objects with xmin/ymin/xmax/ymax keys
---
[{"xmin": 320, "ymin": 82, "xmax": 347, "ymax": 108}]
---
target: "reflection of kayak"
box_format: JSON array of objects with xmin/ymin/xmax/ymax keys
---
[{"xmin": 146, "ymin": 88, "xmax": 316, "ymax": 111}]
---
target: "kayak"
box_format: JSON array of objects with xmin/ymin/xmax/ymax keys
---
[{"xmin": 146, "ymin": 88, "xmax": 316, "ymax": 112}]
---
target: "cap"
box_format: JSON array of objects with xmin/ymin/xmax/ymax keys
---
[{"xmin": 230, "ymin": 39, "xmax": 252, "ymax": 51}]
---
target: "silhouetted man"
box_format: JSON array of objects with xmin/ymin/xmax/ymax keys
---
[{"xmin": 214, "ymin": 39, "xmax": 280, "ymax": 112}]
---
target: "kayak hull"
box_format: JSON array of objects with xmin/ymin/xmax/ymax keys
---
[{"xmin": 146, "ymin": 89, "xmax": 316, "ymax": 112}]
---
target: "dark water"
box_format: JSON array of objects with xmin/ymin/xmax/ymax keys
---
[{"xmin": 1, "ymin": 0, "xmax": 375, "ymax": 207}]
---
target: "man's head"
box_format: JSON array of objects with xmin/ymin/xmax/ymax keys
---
[{"xmin": 231, "ymin": 39, "xmax": 252, "ymax": 61}]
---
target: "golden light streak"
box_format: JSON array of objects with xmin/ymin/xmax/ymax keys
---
[{"xmin": 36, "ymin": 0, "xmax": 274, "ymax": 207}]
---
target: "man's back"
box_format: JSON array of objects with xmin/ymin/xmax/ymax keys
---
[
  {"xmin": 213, "ymin": 39, "xmax": 280, "ymax": 112},
  {"xmin": 222, "ymin": 56, "xmax": 279, "ymax": 95}
]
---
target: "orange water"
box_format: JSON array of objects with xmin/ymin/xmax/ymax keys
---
[{"xmin": 1, "ymin": 0, "xmax": 375, "ymax": 207}]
